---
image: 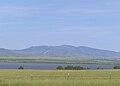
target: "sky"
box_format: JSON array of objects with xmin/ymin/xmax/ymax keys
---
[{"xmin": 0, "ymin": 0, "xmax": 120, "ymax": 51}]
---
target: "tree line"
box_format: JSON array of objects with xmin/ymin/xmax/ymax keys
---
[
  {"xmin": 113, "ymin": 65, "xmax": 120, "ymax": 69},
  {"xmin": 17, "ymin": 65, "xmax": 120, "ymax": 70},
  {"xmin": 56, "ymin": 66, "xmax": 90, "ymax": 70}
]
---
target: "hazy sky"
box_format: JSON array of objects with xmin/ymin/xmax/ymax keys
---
[{"xmin": 0, "ymin": 0, "xmax": 120, "ymax": 51}]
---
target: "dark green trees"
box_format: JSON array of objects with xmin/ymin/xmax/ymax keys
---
[
  {"xmin": 56, "ymin": 66, "xmax": 64, "ymax": 70},
  {"xmin": 18, "ymin": 65, "xmax": 24, "ymax": 69},
  {"xmin": 56, "ymin": 66, "xmax": 88, "ymax": 70},
  {"xmin": 113, "ymin": 65, "xmax": 120, "ymax": 69}
]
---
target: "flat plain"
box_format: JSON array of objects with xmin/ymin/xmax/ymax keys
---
[
  {"xmin": 0, "ymin": 56, "xmax": 119, "ymax": 65},
  {"xmin": 0, "ymin": 70, "xmax": 119, "ymax": 86}
]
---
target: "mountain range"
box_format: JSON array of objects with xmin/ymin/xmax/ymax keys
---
[{"xmin": 0, "ymin": 45, "xmax": 120, "ymax": 59}]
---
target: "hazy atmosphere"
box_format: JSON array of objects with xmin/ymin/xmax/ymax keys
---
[
  {"xmin": 0, "ymin": 0, "xmax": 120, "ymax": 51},
  {"xmin": 0, "ymin": 1, "xmax": 120, "ymax": 86}
]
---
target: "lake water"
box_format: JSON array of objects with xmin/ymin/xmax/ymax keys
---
[{"xmin": 0, "ymin": 63, "xmax": 114, "ymax": 70}]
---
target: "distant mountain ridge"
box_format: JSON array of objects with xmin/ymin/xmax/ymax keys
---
[{"xmin": 0, "ymin": 45, "xmax": 120, "ymax": 59}]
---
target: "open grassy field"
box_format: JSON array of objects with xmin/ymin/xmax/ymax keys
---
[
  {"xmin": 0, "ymin": 56, "xmax": 119, "ymax": 65},
  {"xmin": 0, "ymin": 70, "xmax": 119, "ymax": 86}
]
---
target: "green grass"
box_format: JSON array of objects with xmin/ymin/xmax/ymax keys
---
[
  {"xmin": 0, "ymin": 56, "xmax": 119, "ymax": 64},
  {"xmin": 0, "ymin": 70, "xmax": 119, "ymax": 86}
]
